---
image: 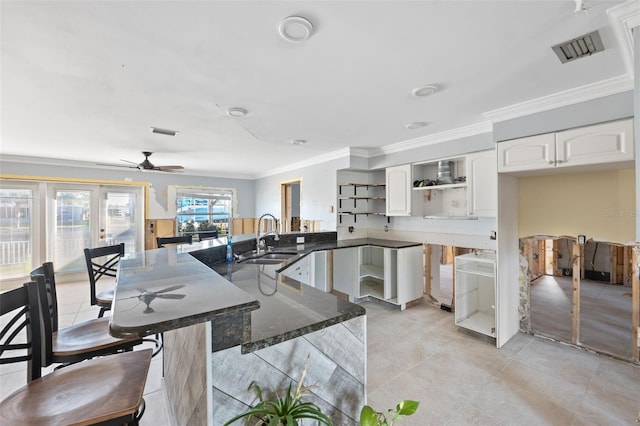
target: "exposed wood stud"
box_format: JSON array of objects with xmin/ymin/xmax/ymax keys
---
[
  {"xmin": 632, "ymin": 246, "xmax": 639, "ymax": 362},
  {"xmin": 624, "ymin": 246, "xmax": 632, "ymax": 286},
  {"xmin": 572, "ymin": 242, "xmax": 581, "ymax": 345},
  {"xmin": 610, "ymin": 245, "xmax": 618, "ymax": 285},
  {"xmin": 424, "ymin": 244, "xmax": 432, "ymax": 296}
]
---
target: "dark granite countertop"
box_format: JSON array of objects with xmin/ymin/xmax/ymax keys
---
[
  {"xmin": 211, "ymin": 261, "xmax": 365, "ymax": 353},
  {"xmin": 109, "ymin": 233, "xmax": 417, "ymax": 351},
  {"xmin": 109, "ymin": 248, "xmax": 260, "ymax": 339}
]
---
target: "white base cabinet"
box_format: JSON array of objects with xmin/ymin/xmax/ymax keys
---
[
  {"xmin": 454, "ymin": 252, "xmax": 497, "ymax": 338},
  {"xmin": 333, "ymin": 245, "xmax": 423, "ymax": 310},
  {"xmin": 280, "ymin": 251, "xmax": 329, "ymax": 290}
]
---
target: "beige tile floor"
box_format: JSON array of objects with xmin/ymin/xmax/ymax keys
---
[{"xmin": 1, "ymin": 279, "xmax": 639, "ymax": 425}]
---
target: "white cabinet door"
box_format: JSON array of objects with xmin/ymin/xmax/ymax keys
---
[
  {"xmin": 497, "ymin": 133, "xmax": 556, "ymax": 173},
  {"xmin": 467, "ymin": 150, "xmax": 497, "ymax": 217},
  {"xmin": 281, "ymin": 255, "xmax": 310, "ymax": 285},
  {"xmin": 396, "ymin": 246, "xmax": 424, "ymax": 309},
  {"xmin": 310, "ymin": 251, "xmax": 328, "ymax": 292},
  {"xmin": 386, "ymin": 164, "xmax": 412, "ymax": 216},
  {"xmin": 332, "ymin": 247, "xmax": 357, "ymax": 299},
  {"xmin": 556, "ymin": 118, "xmax": 634, "ymax": 168}
]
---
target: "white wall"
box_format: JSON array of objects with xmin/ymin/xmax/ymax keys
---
[{"xmin": 254, "ymin": 156, "xmax": 350, "ymax": 231}]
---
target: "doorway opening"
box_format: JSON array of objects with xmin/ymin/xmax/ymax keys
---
[
  {"xmin": 280, "ymin": 178, "xmax": 302, "ymax": 233},
  {"xmin": 523, "ymin": 237, "xmax": 635, "ymax": 361}
]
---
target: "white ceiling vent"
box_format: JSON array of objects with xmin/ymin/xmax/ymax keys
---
[{"xmin": 552, "ymin": 31, "xmax": 604, "ymax": 64}]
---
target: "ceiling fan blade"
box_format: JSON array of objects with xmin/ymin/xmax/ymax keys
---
[
  {"xmin": 96, "ymin": 162, "xmax": 138, "ymax": 169},
  {"xmin": 156, "ymin": 165, "xmax": 184, "ymax": 171},
  {"xmin": 154, "ymin": 284, "xmax": 186, "ymax": 294},
  {"xmin": 120, "ymin": 159, "xmax": 141, "ymax": 166},
  {"xmin": 156, "ymin": 294, "xmax": 186, "ymax": 299}
]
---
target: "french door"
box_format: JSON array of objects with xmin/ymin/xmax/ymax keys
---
[
  {"xmin": 49, "ymin": 184, "xmax": 144, "ymax": 274},
  {"xmin": 1, "ymin": 181, "xmax": 144, "ymax": 283}
]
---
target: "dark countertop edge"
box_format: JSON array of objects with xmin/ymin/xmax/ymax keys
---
[
  {"xmin": 269, "ymin": 238, "xmax": 423, "ymax": 273},
  {"xmin": 109, "ymin": 301, "xmax": 260, "ymax": 339},
  {"xmin": 240, "ymin": 304, "xmax": 366, "ymax": 354}
]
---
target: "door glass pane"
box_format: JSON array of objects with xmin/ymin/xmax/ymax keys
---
[
  {"xmin": 54, "ymin": 190, "xmax": 90, "ymax": 273},
  {"xmin": 103, "ymin": 191, "xmax": 137, "ymax": 255},
  {"xmin": 0, "ymin": 189, "xmax": 33, "ymax": 279}
]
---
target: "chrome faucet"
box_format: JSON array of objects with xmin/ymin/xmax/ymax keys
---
[{"xmin": 256, "ymin": 213, "xmax": 280, "ymax": 254}]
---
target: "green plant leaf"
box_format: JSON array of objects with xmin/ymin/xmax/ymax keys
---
[
  {"xmin": 396, "ymin": 400, "xmax": 419, "ymax": 416},
  {"xmin": 360, "ymin": 405, "xmax": 381, "ymax": 426}
]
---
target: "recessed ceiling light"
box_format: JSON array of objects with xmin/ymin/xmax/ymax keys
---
[
  {"xmin": 405, "ymin": 122, "xmax": 428, "ymax": 130},
  {"xmin": 150, "ymin": 127, "xmax": 179, "ymax": 136},
  {"xmin": 411, "ymin": 85, "xmax": 438, "ymax": 97},
  {"xmin": 278, "ymin": 16, "xmax": 314, "ymax": 42},
  {"xmin": 290, "ymin": 139, "xmax": 307, "ymax": 145},
  {"xmin": 227, "ymin": 107, "xmax": 248, "ymax": 117}
]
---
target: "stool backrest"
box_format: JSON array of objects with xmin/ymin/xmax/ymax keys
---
[
  {"xmin": 30, "ymin": 262, "xmax": 58, "ymax": 333},
  {"xmin": 157, "ymin": 235, "xmax": 192, "ymax": 248},
  {"xmin": 83, "ymin": 243, "xmax": 125, "ymax": 306},
  {"xmin": 0, "ymin": 279, "xmax": 44, "ymax": 382}
]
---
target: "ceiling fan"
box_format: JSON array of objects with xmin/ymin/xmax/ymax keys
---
[{"xmin": 99, "ymin": 151, "xmax": 184, "ymax": 172}]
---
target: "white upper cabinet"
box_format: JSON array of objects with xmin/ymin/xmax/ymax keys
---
[
  {"xmin": 466, "ymin": 149, "xmax": 497, "ymax": 217},
  {"xmin": 386, "ymin": 164, "xmax": 413, "ymax": 216},
  {"xmin": 556, "ymin": 118, "xmax": 634, "ymax": 167},
  {"xmin": 498, "ymin": 133, "xmax": 556, "ymax": 172},
  {"xmin": 498, "ymin": 119, "xmax": 634, "ymax": 173}
]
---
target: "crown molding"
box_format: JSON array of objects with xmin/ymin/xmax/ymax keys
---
[
  {"xmin": 482, "ymin": 74, "xmax": 634, "ymax": 123},
  {"xmin": 608, "ymin": 0, "xmax": 640, "ymax": 76},
  {"xmin": 256, "ymin": 147, "xmax": 351, "ymax": 179},
  {"xmin": 370, "ymin": 121, "xmax": 493, "ymax": 157}
]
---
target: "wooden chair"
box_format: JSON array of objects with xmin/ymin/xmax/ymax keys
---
[
  {"xmin": 0, "ymin": 278, "xmax": 153, "ymax": 426},
  {"xmin": 30, "ymin": 262, "xmax": 143, "ymax": 366},
  {"xmin": 157, "ymin": 234, "xmax": 193, "ymax": 248},
  {"xmin": 84, "ymin": 242, "xmax": 125, "ymax": 318}
]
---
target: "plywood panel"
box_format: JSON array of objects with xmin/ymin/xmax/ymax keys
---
[{"xmin": 145, "ymin": 219, "xmax": 175, "ymax": 249}]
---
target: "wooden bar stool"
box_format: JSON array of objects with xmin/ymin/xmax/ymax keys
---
[
  {"xmin": 84, "ymin": 242, "xmax": 125, "ymax": 318},
  {"xmin": 31, "ymin": 262, "xmax": 143, "ymax": 366},
  {"xmin": 0, "ymin": 278, "xmax": 153, "ymax": 426}
]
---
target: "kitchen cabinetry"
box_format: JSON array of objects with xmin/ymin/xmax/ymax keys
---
[
  {"xmin": 280, "ymin": 251, "xmax": 329, "ymax": 291},
  {"xmin": 412, "ymin": 157, "xmax": 469, "ymax": 219},
  {"xmin": 498, "ymin": 118, "xmax": 634, "ymax": 173},
  {"xmin": 337, "ymin": 183, "xmax": 386, "ymax": 223},
  {"xmin": 454, "ymin": 252, "xmax": 496, "ymax": 338},
  {"xmin": 466, "ymin": 149, "xmax": 497, "ymax": 217},
  {"xmin": 333, "ymin": 245, "xmax": 423, "ymax": 310},
  {"xmin": 386, "ymin": 164, "xmax": 421, "ymax": 216}
]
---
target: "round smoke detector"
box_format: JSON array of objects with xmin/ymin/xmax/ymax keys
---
[{"xmin": 278, "ymin": 16, "xmax": 314, "ymax": 42}]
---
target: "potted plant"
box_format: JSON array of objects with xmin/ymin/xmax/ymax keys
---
[
  {"xmin": 360, "ymin": 400, "xmax": 419, "ymax": 426},
  {"xmin": 224, "ymin": 359, "xmax": 332, "ymax": 426}
]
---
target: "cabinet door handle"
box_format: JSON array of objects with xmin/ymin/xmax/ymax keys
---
[
  {"xmin": 556, "ymin": 160, "xmax": 564, "ymax": 164},
  {"xmin": 548, "ymin": 160, "xmax": 555, "ymax": 165}
]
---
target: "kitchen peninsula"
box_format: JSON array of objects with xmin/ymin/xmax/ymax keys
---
[{"xmin": 110, "ymin": 233, "xmax": 384, "ymax": 425}]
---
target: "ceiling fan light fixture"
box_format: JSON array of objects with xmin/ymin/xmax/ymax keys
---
[
  {"xmin": 405, "ymin": 121, "xmax": 428, "ymax": 130},
  {"xmin": 150, "ymin": 127, "xmax": 179, "ymax": 136},
  {"xmin": 278, "ymin": 16, "xmax": 314, "ymax": 42},
  {"xmin": 227, "ymin": 107, "xmax": 248, "ymax": 117},
  {"xmin": 411, "ymin": 85, "xmax": 438, "ymax": 97}
]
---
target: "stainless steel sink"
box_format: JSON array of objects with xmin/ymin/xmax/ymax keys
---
[
  {"xmin": 258, "ymin": 253, "xmax": 297, "ymax": 260},
  {"xmin": 237, "ymin": 252, "xmax": 297, "ymax": 265}
]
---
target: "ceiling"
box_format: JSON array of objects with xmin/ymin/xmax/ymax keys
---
[{"xmin": 0, "ymin": 1, "xmax": 632, "ymax": 179}]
